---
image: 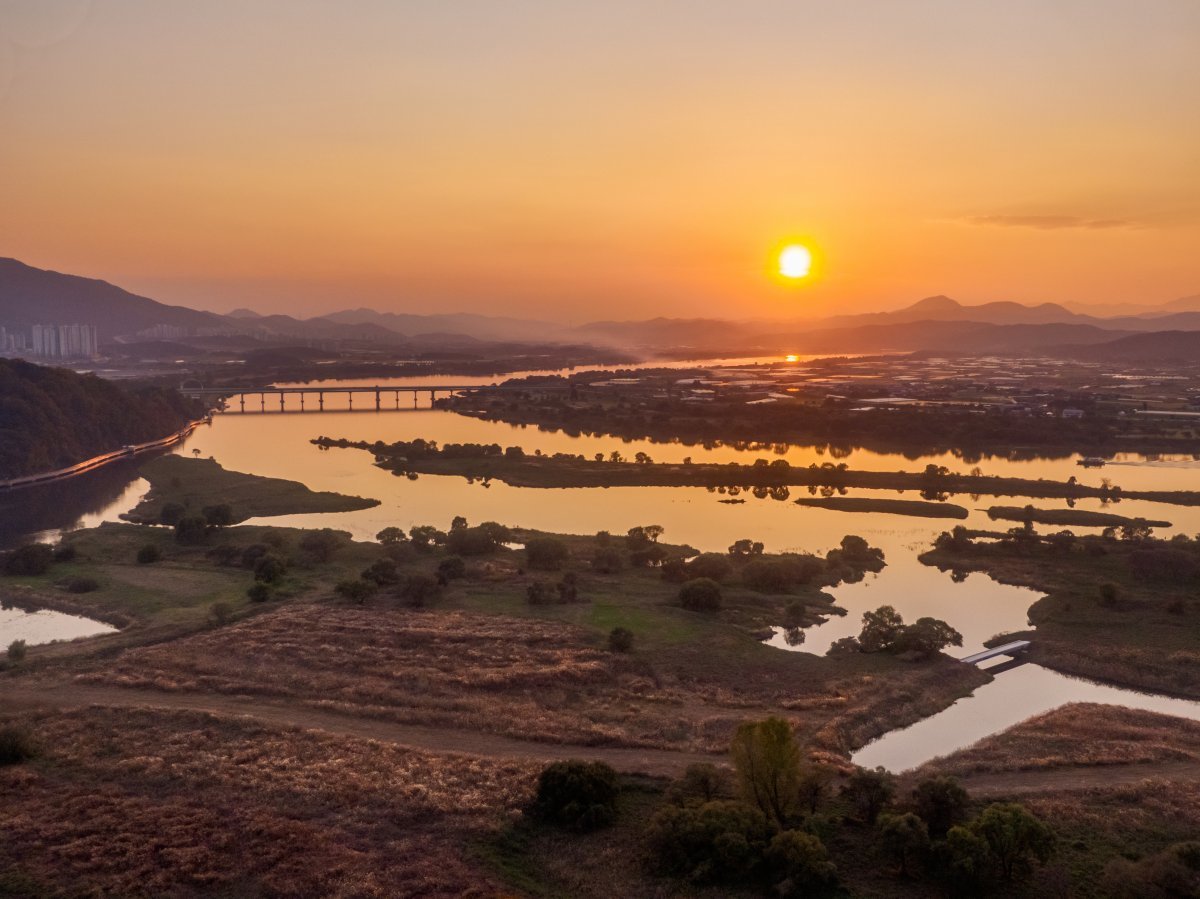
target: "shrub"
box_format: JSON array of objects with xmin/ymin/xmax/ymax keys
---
[
  {"xmin": 335, "ymin": 579, "xmax": 376, "ymax": 604},
  {"xmin": 3, "ymin": 543, "xmax": 54, "ymax": 576},
  {"xmin": 66, "ymin": 577, "xmax": 100, "ymax": 594},
  {"xmin": 136, "ymin": 544, "xmax": 161, "ymax": 564},
  {"xmin": 686, "ymin": 553, "xmax": 733, "ymax": 583},
  {"xmin": 361, "ymin": 558, "xmax": 400, "ymax": 586},
  {"xmin": 526, "ymin": 581, "xmax": 554, "ymax": 605},
  {"xmin": 525, "ymin": 537, "xmax": 569, "ymax": 570},
  {"xmin": 679, "ymin": 577, "xmax": 722, "ymax": 613},
  {"xmin": 592, "ymin": 546, "xmax": 624, "ymax": 574},
  {"xmin": 647, "ymin": 799, "xmax": 771, "ymax": 883},
  {"xmin": 1105, "ymin": 841, "xmax": 1200, "ymax": 899},
  {"xmin": 209, "ymin": 601, "xmax": 233, "ymax": 626},
  {"xmin": 174, "ymin": 516, "xmax": 209, "ymax": 545},
  {"xmin": 913, "ymin": 776, "xmax": 970, "ymax": 837},
  {"xmin": 766, "ymin": 829, "xmax": 838, "ymax": 897},
  {"xmin": 665, "ymin": 763, "xmax": 730, "ymax": 806},
  {"xmin": 246, "ymin": 583, "xmax": 272, "ymax": 603},
  {"xmin": 52, "ymin": 543, "xmax": 77, "ymax": 562},
  {"xmin": 7, "ymin": 639, "xmax": 27, "ymax": 664},
  {"xmin": 878, "ymin": 812, "xmax": 930, "ymax": 877},
  {"xmin": 253, "ymin": 554, "xmax": 287, "ymax": 583},
  {"xmin": 437, "ymin": 556, "xmax": 467, "ymax": 581},
  {"xmin": 408, "ymin": 525, "xmax": 446, "ymax": 551},
  {"xmin": 159, "ymin": 502, "xmax": 186, "ymax": 526},
  {"xmin": 299, "ymin": 528, "xmax": 348, "ymax": 562},
  {"xmin": 741, "ymin": 558, "xmax": 797, "ymax": 593},
  {"xmin": 608, "ymin": 626, "xmax": 634, "ymax": 652},
  {"xmin": 0, "ymin": 726, "xmax": 37, "ymax": 765},
  {"xmin": 531, "ymin": 760, "xmax": 619, "ymax": 832},
  {"xmin": 841, "ymin": 766, "xmax": 895, "ymax": 824},
  {"xmin": 629, "ymin": 544, "xmax": 668, "ymax": 567},
  {"xmin": 446, "ymin": 525, "xmax": 506, "ymax": 555},
  {"xmin": 400, "ymin": 573, "xmax": 441, "ymax": 607}
]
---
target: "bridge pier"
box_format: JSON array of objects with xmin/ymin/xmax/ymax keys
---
[
  {"xmin": 260, "ymin": 394, "xmax": 265, "ymax": 411},
  {"xmin": 375, "ymin": 389, "xmax": 381, "ymax": 411},
  {"xmin": 239, "ymin": 396, "xmax": 245, "ymax": 412},
  {"xmin": 319, "ymin": 392, "xmax": 324, "ymax": 411},
  {"xmin": 348, "ymin": 394, "xmax": 353, "ymax": 410},
  {"xmin": 279, "ymin": 393, "xmax": 285, "ymax": 411},
  {"xmin": 300, "ymin": 394, "xmax": 305, "ymax": 410}
]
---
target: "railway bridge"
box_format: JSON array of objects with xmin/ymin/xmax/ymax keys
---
[{"xmin": 182, "ymin": 383, "xmax": 569, "ymax": 412}]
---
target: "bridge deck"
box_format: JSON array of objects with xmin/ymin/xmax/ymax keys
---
[{"xmin": 960, "ymin": 640, "xmax": 1032, "ymax": 665}]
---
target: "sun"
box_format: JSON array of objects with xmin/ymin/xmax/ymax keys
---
[{"xmin": 778, "ymin": 244, "xmax": 812, "ymax": 279}]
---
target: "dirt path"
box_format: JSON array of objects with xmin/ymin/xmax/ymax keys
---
[
  {"xmin": 7, "ymin": 681, "xmax": 1200, "ymax": 791},
  {"xmin": 0, "ymin": 681, "xmax": 721, "ymax": 777}
]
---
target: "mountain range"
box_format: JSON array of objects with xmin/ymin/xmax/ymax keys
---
[{"xmin": 2, "ymin": 257, "xmax": 1198, "ymax": 362}]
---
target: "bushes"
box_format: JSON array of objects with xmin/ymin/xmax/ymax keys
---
[
  {"xmin": 201, "ymin": 504, "xmax": 235, "ymax": 527},
  {"xmin": 686, "ymin": 553, "xmax": 733, "ymax": 583},
  {"xmin": 174, "ymin": 516, "xmax": 209, "ymax": 546},
  {"xmin": 445, "ymin": 523, "xmax": 510, "ymax": 555},
  {"xmin": 679, "ymin": 578, "xmax": 722, "ymax": 613},
  {"xmin": 399, "ymin": 573, "xmax": 441, "ymax": 607},
  {"xmin": 253, "ymin": 554, "xmax": 287, "ymax": 583},
  {"xmin": 437, "ymin": 556, "xmax": 467, "ymax": 581},
  {"xmin": 0, "ymin": 726, "xmax": 37, "ymax": 766},
  {"xmin": 648, "ymin": 799, "xmax": 772, "ymax": 882},
  {"xmin": 246, "ymin": 583, "xmax": 273, "ymax": 603},
  {"xmin": 159, "ymin": 502, "xmax": 186, "ymax": 526},
  {"xmin": 608, "ymin": 626, "xmax": 634, "ymax": 652},
  {"xmin": 299, "ymin": 528, "xmax": 348, "ymax": 562},
  {"xmin": 766, "ymin": 829, "xmax": 838, "ymax": 897},
  {"xmin": 66, "ymin": 576, "xmax": 100, "ymax": 594},
  {"xmin": 52, "ymin": 543, "xmax": 77, "ymax": 562},
  {"xmin": 841, "ymin": 766, "xmax": 896, "ymax": 824},
  {"xmin": 335, "ymin": 579, "xmax": 376, "ymax": 604},
  {"xmin": 525, "ymin": 537, "xmax": 569, "ymax": 570},
  {"xmin": 7, "ymin": 639, "xmax": 27, "ymax": 664},
  {"xmin": 362, "ymin": 558, "xmax": 400, "ymax": 586},
  {"xmin": 531, "ymin": 760, "xmax": 619, "ymax": 832},
  {"xmin": 3, "ymin": 543, "xmax": 54, "ymax": 576},
  {"xmin": 913, "ymin": 776, "xmax": 969, "ymax": 837},
  {"xmin": 136, "ymin": 544, "xmax": 161, "ymax": 564},
  {"xmin": 1105, "ymin": 841, "xmax": 1200, "ymax": 899}
]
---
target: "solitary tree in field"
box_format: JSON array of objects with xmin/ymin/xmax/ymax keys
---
[{"xmin": 730, "ymin": 717, "xmax": 802, "ymax": 827}]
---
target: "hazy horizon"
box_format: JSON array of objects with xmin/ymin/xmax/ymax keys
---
[{"xmin": 2, "ymin": 1, "xmax": 1198, "ymax": 320}]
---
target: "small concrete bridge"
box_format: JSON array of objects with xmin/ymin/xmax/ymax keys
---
[
  {"xmin": 960, "ymin": 640, "xmax": 1032, "ymax": 666},
  {"xmin": 182, "ymin": 383, "xmax": 568, "ymax": 412}
]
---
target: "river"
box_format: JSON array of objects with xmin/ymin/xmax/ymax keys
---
[{"xmin": 3, "ymin": 357, "xmax": 1198, "ymax": 770}]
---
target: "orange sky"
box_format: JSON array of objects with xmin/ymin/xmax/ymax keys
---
[{"xmin": 1, "ymin": 1, "xmax": 1198, "ymax": 321}]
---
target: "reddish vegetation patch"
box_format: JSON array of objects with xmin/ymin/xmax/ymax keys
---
[
  {"xmin": 0, "ymin": 706, "xmax": 538, "ymax": 897},
  {"xmin": 918, "ymin": 703, "xmax": 1200, "ymax": 778}
]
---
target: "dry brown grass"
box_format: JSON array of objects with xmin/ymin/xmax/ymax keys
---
[
  {"xmin": 0, "ymin": 705, "xmax": 538, "ymax": 897},
  {"xmin": 917, "ymin": 703, "xmax": 1200, "ymax": 779}
]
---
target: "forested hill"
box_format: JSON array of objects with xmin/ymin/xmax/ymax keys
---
[{"xmin": 0, "ymin": 359, "xmax": 206, "ymax": 480}]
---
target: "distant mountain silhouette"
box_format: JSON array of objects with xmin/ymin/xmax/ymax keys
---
[
  {"xmin": 1057, "ymin": 330, "xmax": 1200, "ymax": 362},
  {"xmin": 226, "ymin": 307, "xmax": 263, "ymax": 319},
  {"xmin": 325, "ymin": 308, "xmax": 555, "ymax": 343},
  {"xmin": 0, "ymin": 257, "xmax": 226, "ymax": 341},
  {"xmin": 814, "ymin": 295, "xmax": 1084, "ymax": 328}
]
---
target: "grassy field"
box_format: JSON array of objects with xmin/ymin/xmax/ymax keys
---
[
  {"xmin": 921, "ymin": 532, "xmax": 1200, "ymax": 698},
  {"xmin": 915, "ymin": 703, "xmax": 1200, "ymax": 778},
  {"xmin": 124, "ymin": 455, "xmax": 379, "ymax": 523},
  {"xmin": 986, "ymin": 505, "xmax": 1172, "ymax": 528},
  {"xmin": 0, "ymin": 705, "xmax": 537, "ymax": 898},
  {"xmin": 794, "ymin": 497, "xmax": 969, "ymax": 518}
]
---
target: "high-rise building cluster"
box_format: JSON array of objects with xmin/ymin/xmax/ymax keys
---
[
  {"xmin": 0, "ymin": 326, "xmax": 29, "ymax": 353},
  {"xmin": 28, "ymin": 323, "xmax": 100, "ymax": 359}
]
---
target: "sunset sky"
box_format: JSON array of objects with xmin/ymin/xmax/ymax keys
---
[{"xmin": 1, "ymin": 0, "xmax": 1198, "ymax": 321}]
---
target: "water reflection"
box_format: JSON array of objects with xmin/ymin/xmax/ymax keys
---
[
  {"xmin": 852, "ymin": 663, "xmax": 1200, "ymax": 772},
  {"xmin": 0, "ymin": 605, "xmax": 116, "ymax": 646}
]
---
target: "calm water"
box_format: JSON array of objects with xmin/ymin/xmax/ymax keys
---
[
  {"xmin": 0, "ymin": 605, "xmax": 116, "ymax": 646},
  {"xmin": 3, "ymin": 362, "xmax": 1198, "ymax": 768}
]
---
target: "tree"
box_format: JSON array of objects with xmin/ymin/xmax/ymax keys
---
[
  {"xmin": 437, "ymin": 556, "xmax": 467, "ymax": 581},
  {"xmin": 858, "ymin": 605, "xmax": 905, "ymax": 653},
  {"xmin": 201, "ymin": 504, "xmax": 235, "ymax": 527},
  {"xmin": 765, "ymin": 830, "xmax": 838, "ymax": 897},
  {"xmin": 450, "ymin": 515, "xmax": 468, "ymax": 531},
  {"xmin": 913, "ymin": 776, "xmax": 969, "ymax": 837},
  {"xmin": 531, "ymin": 760, "xmax": 619, "ymax": 832},
  {"xmin": 525, "ymin": 537, "xmax": 569, "ymax": 570},
  {"xmin": 407, "ymin": 525, "xmax": 447, "ymax": 552},
  {"xmin": 730, "ymin": 717, "xmax": 802, "ymax": 827},
  {"xmin": 728, "ymin": 538, "xmax": 765, "ymax": 558},
  {"xmin": 679, "ymin": 578, "xmax": 722, "ymax": 613},
  {"xmin": 591, "ymin": 546, "xmax": 623, "ymax": 573},
  {"xmin": 841, "ymin": 766, "xmax": 895, "ymax": 824},
  {"xmin": 893, "ymin": 617, "xmax": 963, "ymax": 659},
  {"xmin": 647, "ymin": 799, "xmax": 771, "ymax": 884},
  {"xmin": 446, "ymin": 525, "xmax": 504, "ymax": 555},
  {"xmin": 159, "ymin": 502, "xmax": 186, "ymax": 526},
  {"xmin": 246, "ymin": 583, "xmax": 272, "ymax": 602},
  {"xmin": 797, "ymin": 766, "xmax": 833, "ymax": 814},
  {"xmin": 686, "ymin": 553, "xmax": 733, "ymax": 582},
  {"xmin": 7, "ymin": 639, "xmax": 27, "ymax": 664},
  {"xmin": 376, "ymin": 526, "xmax": 406, "ymax": 545},
  {"xmin": 878, "ymin": 812, "xmax": 930, "ymax": 876},
  {"xmin": 136, "ymin": 544, "xmax": 161, "ymax": 564},
  {"xmin": 971, "ymin": 802, "xmax": 1055, "ymax": 881},
  {"xmin": 174, "ymin": 516, "xmax": 209, "ymax": 546},
  {"xmin": 209, "ymin": 601, "xmax": 233, "ymax": 626},
  {"xmin": 608, "ymin": 626, "xmax": 634, "ymax": 652},
  {"xmin": 299, "ymin": 529, "xmax": 348, "ymax": 562},
  {"xmin": 935, "ymin": 824, "xmax": 992, "ymax": 895}
]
